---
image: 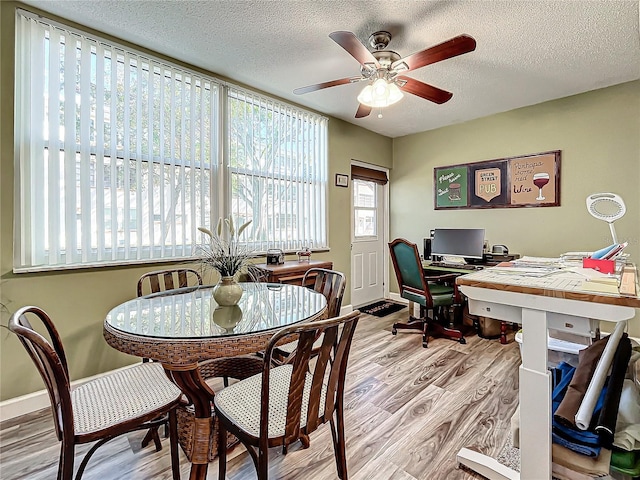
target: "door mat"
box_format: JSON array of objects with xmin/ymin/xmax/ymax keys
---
[{"xmin": 359, "ymin": 300, "xmax": 406, "ymax": 317}]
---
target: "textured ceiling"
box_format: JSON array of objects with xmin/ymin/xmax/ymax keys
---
[{"xmin": 20, "ymin": 0, "xmax": 640, "ymax": 138}]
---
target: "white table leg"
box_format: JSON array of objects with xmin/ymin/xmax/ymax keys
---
[
  {"xmin": 520, "ymin": 307, "xmax": 551, "ymax": 479},
  {"xmin": 457, "ymin": 305, "xmax": 551, "ymax": 480}
]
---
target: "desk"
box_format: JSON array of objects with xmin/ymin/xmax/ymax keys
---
[
  {"xmin": 423, "ymin": 261, "xmax": 510, "ymax": 341},
  {"xmin": 104, "ymin": 282, "xmax": 327, "ymax": 480},
  {"xmin": 455, "ymin": 267, "xmax": 640, "ymax": 480}
]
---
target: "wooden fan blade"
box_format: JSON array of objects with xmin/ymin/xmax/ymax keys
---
[
  {"xmin": 294, "ymin": 76, "xmax": 362, "ymax": 95},
  {"xmin": 329, "ymin": 31, "xmax": 380, "ymax": 69},
  {"xmin": 398, "ymin": 76, "xmax": 453, "ymax": 104},
  {"xmin": 355, "ymin": 104, "xmax": 372, "ymax": 118},
  {"xmin": 391, "ymin": 34, "xmax": 476, "ymax": 72}
]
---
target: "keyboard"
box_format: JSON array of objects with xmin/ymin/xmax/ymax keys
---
[{"xmin": 429, "ymin": 262, "xmax": 484, "ymax": 271}]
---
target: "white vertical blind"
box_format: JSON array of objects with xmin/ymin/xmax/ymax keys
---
[
  {"xmin": 14, "ymin": 10, "xmax": 327, "ymax": 272},
  {"xmin": 226, "ymin": 86, "xmax": 328, "ymax": 252},
  {"xmin": 14, "ymin": 11, "xmax": 219, "ymax": 271}
]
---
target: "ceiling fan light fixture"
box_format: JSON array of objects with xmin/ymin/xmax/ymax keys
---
[{"xmin": 357, "ymin": 79, "xmax": 403, "ymax": 108}]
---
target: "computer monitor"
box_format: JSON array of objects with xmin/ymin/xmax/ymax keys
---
[{"xmin": 430, "ymin": 228, "xmax": 485, "ymax": 262}]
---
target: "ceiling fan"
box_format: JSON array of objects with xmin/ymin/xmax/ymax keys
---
[{"xmin": 294, "ymin": 30, "xmax": 476, "ymax": 118}]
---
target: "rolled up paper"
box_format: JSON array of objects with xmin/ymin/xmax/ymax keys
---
[
  {"xmin": 575, "ymin": 321, "xmax": 627, "ymax": 430},
  {"xmin": 554, "ymin": 335, "xmax": 610, "ymax": 428},
  {"xmin": 595, "ymin": 335, "xmax": 632, "ymax": 447}
]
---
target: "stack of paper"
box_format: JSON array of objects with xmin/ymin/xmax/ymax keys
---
[
  {"xmin": 513, "ymin": 256, "xmax": 563, "ymax": 268},
  {"xmin": 564, "ymin": 266, "xmax": 621, "ymax": 294},
  {"xmin": 580, "ymin": 276, "xmax": 619, "ymax": 294}
]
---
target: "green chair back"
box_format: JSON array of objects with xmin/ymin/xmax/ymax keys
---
[{"xmin": 389, "ymin": 238, "xmax": 455, "ymax": 309}]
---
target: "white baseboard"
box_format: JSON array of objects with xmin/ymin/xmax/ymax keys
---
[
  {"xmin": 339, "ymin": 304, "xmax": 353, "ymax": 316},
  {"xmin": 388, "ymin": 294, "xmax": 417, "ymax": 315},
  {"xmin": 0, "ymin": 389, "xmax": 51, "ymax": 422},
  {"xmin": 388, "ymin": 293, "xmax": 407, "ymax": 304},
  {"xmin": 0, "ymin": 364, "xmax": 136, "ymax": 422}
]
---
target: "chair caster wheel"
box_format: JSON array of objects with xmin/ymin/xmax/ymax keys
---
[
  {"xmin": 459, "ymin": 338, "xmax": 466, "ymax": 344},
  {"xmin": 392, "ymin": 328, "xmax": 397, "ymax": 335},
  {"xmin": 422, "ymin": 342, "xmax": 428, "ymax": 348}
]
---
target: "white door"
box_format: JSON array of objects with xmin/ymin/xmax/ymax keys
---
[{"xmin": 351, "ymin": 176, "xmax": 386, "ymax": 307}]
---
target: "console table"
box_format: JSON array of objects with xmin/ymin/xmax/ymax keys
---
[
  {"xmin": 254, "ymin": 259, "xmax": 333, "ymax": 286},
  {"xmin": 455, "ymin": 267, "xmax": 640, "ymax": 480}
]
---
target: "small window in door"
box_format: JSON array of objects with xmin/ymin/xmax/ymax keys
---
[{"xmin": 353, "ymin": 179, "xmax": 377, "ymax": 238}]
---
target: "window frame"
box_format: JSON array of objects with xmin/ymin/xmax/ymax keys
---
[{"xmin": 13, "ymin": 9, "xmax": 328, "ymax": 273}]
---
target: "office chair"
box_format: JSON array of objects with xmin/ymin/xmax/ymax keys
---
[{"xmin": 389, "ymin": 238, "xmax": 465, "ymax": 348}]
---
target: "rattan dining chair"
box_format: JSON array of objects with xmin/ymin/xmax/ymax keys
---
[
  {"xmin": 214, "ymin": 310, "xmax": 360, "ymax": 480},
  {"xmin": 8, "ymin": 306, "xmax": 183, "ymax": 480},
  {"xmin": 136, "ymin": 267, "xmax": 204, "ymax": 450},
  {"xmin": 137, "ymin": 268, "xmax": 203, "ymax": 297},
  {"xmin": 272, "ymin": 268, "xmax": 346, "ymax": 363}
]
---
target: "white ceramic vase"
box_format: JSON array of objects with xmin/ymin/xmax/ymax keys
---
[{"xmin": 213, "ymin": 276, "xmax": 243, "ymax": 306}]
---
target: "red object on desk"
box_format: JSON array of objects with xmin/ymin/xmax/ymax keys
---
[
  {"xmin": 496, "ymin": 261, "xmax": 515, "ymax": 267},
  {"xmin": 583, "ymin": 257, "xmax": 615, "ymax": 274}
]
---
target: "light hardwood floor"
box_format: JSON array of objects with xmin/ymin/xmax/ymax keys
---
[{"xmin": 0, "ymin": 309, "xmax": 520, "ymax": 479}]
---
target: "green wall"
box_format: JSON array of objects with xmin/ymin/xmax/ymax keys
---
[
  {"xmin": 391, "ymin": 80, "xmax": 640, "ymax": 336},
  {"xmin": 0, "ymin": 1, "xmax": 392, "ymax": 401}
]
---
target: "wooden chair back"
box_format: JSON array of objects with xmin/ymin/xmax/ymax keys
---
[
  {"xmin": 9, "ymin": 306, "xmax": 72, "ymax": 442},
  {"xmin": 137, "ymin": 268, "xmax": 203, "ymax": 297},
  {"xmin": 262, "ymin": 310, "xmax": 359, "ymax": 448},
  {"xmin": 301, "ymin": 268, "xmax": 346, "ymax": 317}
]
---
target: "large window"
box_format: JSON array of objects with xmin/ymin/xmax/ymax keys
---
[
  {"xmin": 227, "ymin": 88, "xmax": 328, "ymax": 253},
  {"xmin": 14, "ymin": 11, "xmax": 327, "ymax": 272}
]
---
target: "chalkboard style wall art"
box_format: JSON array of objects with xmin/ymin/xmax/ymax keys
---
[{"xmin": 434, "ymin": 150, "xmax": 560, "ymax": 209}]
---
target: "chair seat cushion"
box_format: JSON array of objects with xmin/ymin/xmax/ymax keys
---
[
  {"xmin": 214, "ymin": 364, "xmax": 327, "ymax": 439},
  {"xmin": 72, "ymin": 362, "xmax": 181, "ymax": 435},
  {"xmin": 402, "ymin": 283, "xmax": 454, "ymax": 308}
]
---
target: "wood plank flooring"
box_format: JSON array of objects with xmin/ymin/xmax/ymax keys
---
[{"xmin": 0, "ymin": 309, "xmax": 520, "ymax": 479}]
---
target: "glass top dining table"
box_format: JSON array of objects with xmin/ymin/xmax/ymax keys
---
[
  {"xmin": 103, "ymin": 282, "xmax": 327, "ymax": 479},
  {"xmin": 104, "ymin": 282, "xmax": 327, "ymax": 365}
]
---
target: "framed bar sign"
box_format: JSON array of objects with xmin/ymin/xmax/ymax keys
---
[
  {"xmin": 434, "ymin": 150, "xmax": 561, "ymax": 209},
  {"xmin": 435, "ymin": 166, "xmax": 468, "ymax": 208}
]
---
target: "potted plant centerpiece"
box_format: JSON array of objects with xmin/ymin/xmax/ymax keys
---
[{"xmin": 197, "ymin": 216, "xmax": 254, "ymax": 306}]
